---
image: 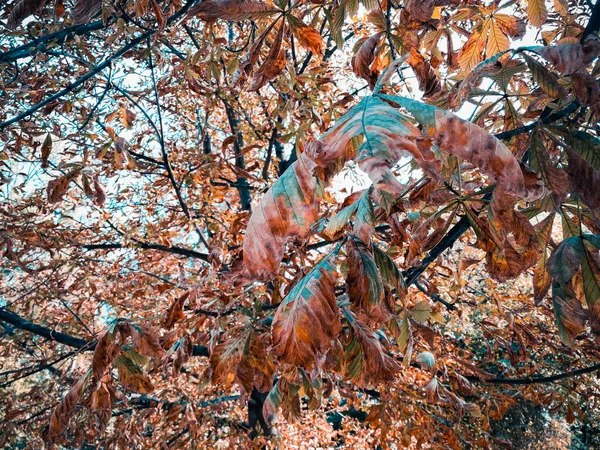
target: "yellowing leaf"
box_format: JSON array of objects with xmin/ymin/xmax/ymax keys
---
[
  {"xmin": 527, "ymin": 0, "xmax": 548, "ymax": 28},
  {"xmin": 485, "ymin": 19, "xmax": 510, "ymax": 58},
  {"xmin": 288, "ymin": 15, "xmax": 323, "ymax": 55},
  {"xmin": 115, "ymin": 355, "xmax": 154, "ymax": 393}
]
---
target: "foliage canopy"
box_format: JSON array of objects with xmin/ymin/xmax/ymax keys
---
[{"xmin": 1, "ymin": 0, "xmax": 600, "ymax": 448}]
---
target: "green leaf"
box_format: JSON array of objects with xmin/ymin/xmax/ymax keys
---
[
  {"xmin": 546, "ymin": 236, "xmax": 585, "ymax": 286},
  {"xmin": 415, "ymin": 351, "xmax": 435, "ymax": 369},
  {"xmin": 373, "ymin": 244, "xmax": 406, "ymax": 293}
]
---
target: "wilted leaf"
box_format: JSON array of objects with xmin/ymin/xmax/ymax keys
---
[
  {"xmin": 45, "ymin": 371, "xmax": 91, "ymax": 442},
  {"xmin": 47, "ymin": 167, "xmax": 81, "ymax": 204},
  {"xmin": 72, "ymin": 0, "xmax": 101, "ymax": 24},
  {"xmin": 188, "ymin": 0, "xmax": 278, "ymax": 21},
  {"xmin": 552, "ymin": 281, "xmax": 586, "ymax": 345},
  {"xmin": 41, "ymin": 133, "xmax": 52, "ymax": 168},
  {"xmin": 271, "ymin": 254, "xmax": 341, "ymax": 369},
  {"xmin": 415, "ymin": 351, "xmax": 435, "ymax": 369},
  {"xmin": 7, "ymin": 0, "xmax": 47, "ymax": 29},
  {"xmin": 288, "ymin": 15, "xmax": 323, "ymax": 55},
  {"xmin": 346, "ymin": 237, "xmax": 383, "ymax": 313},
  {"xmin": 115, "ymin": 355, "xmax": 154, "ymax": 393},
  {"xmin": 407, "ymin": 48, "xmax": 442, "ymax": 99},
  {"xmin": 351, "ymin": 33, "xmax": 383, "ymax": 88}
]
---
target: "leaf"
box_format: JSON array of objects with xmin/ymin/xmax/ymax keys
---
[
  {"xmin": 406, "ymin": 48, "xmax": 442, "ymax": 99},
  {"xmin": 457, "ymin": 25, "xmax": 486, "ymax": 71},
  {"xmin": 7, "ymin": 0, "xmax": 47, "ymax": 29},
  {"xmin": 380, "ymin": 95, "xmax": 545, "ymax": 202},
  {"xmin": 373, "ymin": 244, "xmax": 406, "ymax": 293},
  {"xmin": 409, "ymin": 300, "xmax": 431, "ymax": 324},
  {"xmin": 485, "ymin": 19, "xmax": 510, "ymax": 58},
  {"xmin": 324, "ymin": 201, "xmax": 359, "ymax": 238},
  {"xmin": 345, "ymin": 315, "xmax": 401, "ymax": 386},
  {"xmin": 188, "ymin": 0, "xmax": 278, "ymax": 21},
  {"xmin": 528, "ymin": 132, "xmax": 569, "ymax": 204},
  {"xmin": 522, "ymin": 53, "xmax": 566, "ymax": 98},
  {"xmin": 92, "ymin": 326, "xmax": 120, "ymax": 380},
  {"xmin": 72, "ymin": 0, "xmax": 101, "ymax": 24},
  {"xmin": 47, "ymin": 167, "xmax": 82, "ymax": 204},
  {"xmin": 565, "ymin": 143, "xmax": 600, "ymax": 213},
  {"xmin": 150, "ymin": 0, "xmax": 166, "ymax": 32},
  {"xmin": 346, "ymin": 237, "xmax": 384, "ymax": 312},
  {"xmin": 554, "ymin": 129, "xmax": 600, "ymax": 171},
  {"xmin": 41, "ymin": 133, "xmax": 52, "ymax": 168},
  {"xmin": 415, "ymin": 351, "xmax": 435, "ymax": 369},
  {"xmin": 406, "ymin": 0, "xmax": 436, "ymax": 22},
  {"xmin": 210, "ymin": 331, "xmax": 253, "ymax": 393},
  {"xmin": 351, "ymin": 33, "xmax": 383, "ymax": 88},
  {"xmin": 248, "ymin": 21, "xmax": 287, "ymax": 91},
  {"xmin": 552, "ymin": 281, "xmax": 586, "ymax": 346},
  {"xmin": 353, "ymin": 192, "xmax": 376, "ymax": 244},
  {"xmin": 527, "ymin": 0, "xmax": 548, "ymax": 28},
  {"xmin": 581, "ymin": 247, "xmax": 600, "ymax": 309},
  {"xmin": 523, "ymin": 37, "xmax": 600, "ymax": 75},
  {"xmin": 115, "ymin": 355, "xmax": 154, "ymax": 393},
  {"xmin": 288, "ymin": 15, "xmax": 323, "ymax": 55},
  {"xmin": 241, "ymin": 150, "xmax": 321, "ymax": 281},
  {"xmin": 128, "ymin": 324, "xmax": 166, "ymax": 358},
  {"xmin": 546, "ymin": 236, "xmax": 585, "ymax": 287},
  {"xmin": 533, "ymin": 252, "xmax": 552, "ymax": 304},
  {"xmin": 45, "ymin": 371, "xmax": 91, "ymax": 443},
  {"xmin": 271, "ymin": 253, "xmax": 341, "ymax": 369}
]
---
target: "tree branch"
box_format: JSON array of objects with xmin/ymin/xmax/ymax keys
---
[
  {"xmin": 0, "ymin": 307, "xmax": 209, "ymax": 357},
  {"xmin": 81, "ymin": 242, "xmax": 209, "ymax": 261}
]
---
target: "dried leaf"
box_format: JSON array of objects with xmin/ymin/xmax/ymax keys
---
[
  {"xmin": 45, "ymin": 371, "xmax": 90, "ymax": 443},
  {"xmin": 346, "ymin": 237, "xmax": 384, "ymax": 313},
  {"xmin": 7, "ymin": 0, "xmax": 47, "ymax": 29},
  {"xmin": 188, "ymin": 0, "xmax": 278, "ymax": 21},
  {"xmin": 271, "ymin": 254, "xmax": 341, "ymax": 369},
  {"xmin": 72, "ymin": 0, "xmax": 101, "ymax": 25},
  {"xmin": 115, "ymin": 355, "xmax": 154, "ymax": 393},
  {"xmin": 288, "ymin": 15, "xmax": 323, "ymax": 55}
]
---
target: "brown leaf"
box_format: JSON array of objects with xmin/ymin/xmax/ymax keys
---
[
  {"xmin": 271, "ymin": 256, "xmax": 341, "ymax": 369},
  {"xmin": 40, "ymin": 133, "xmax": 52, "ymax": 168},
  {"xmin": 407, "ymin": 48, "xmax": 442, "ymax": 99},
  {"xmin": 565, "ymin": 143, "xmax": 600, "ymax": 214},
  {"xmin": 7, "ymin": 0, "xmax": 47, "ymax": 29},
  {"xmin": 351, "ymin": 33, "xmax": 383, "ymax": 88},
  {"xmin": 129, "ymin": 325, "xmax": 166, "ymax": 358},
  {"xmin": 47, "ymin": 167, "xmax": 81, "ymax": 204},
  {"xmin": 45, "ymin": 371, "xmax": 90, "ymax": 443},
  {"xmin": 92, "ymin": 327, "xmax": 121, "ymax": 380},
  {"xmin": 188, "ymin": 0, "xmax": 277, "ymax": 21},
  {"xmin": 72, "ymin": 0, "xmax": 101, "ymax": 24},
  {"xmin": 288, "ymin": 15, "xmax": 323, "ymax": 55},
  {"xmin": 346, "ymin": 237, "xmax": 384, "ymax": 314},
  {"xmin": 533, "ymin": 254, "xmax": 552, "ymax": 305},
  {"xmin": 241, "ymin": 150, "xmax": 320, "ymax": 282},
  {"xmin": 115, "ymin": 355, "xmax": 154, "ymax": 393},
  {"xmin": 346, "ymin": 317, "xmax": 401, "ymax": 386},
  {"xmin": 164, "ymin": 292, "xmax": 187, "ymax": 328},
  {"xmin": 248, "ymin": 21, "xmax": 287, "ymax": 91},
  {"xmin": 150, "ymin": 0, "xmax": 166, "ymax": 32},
  {"xmin": 530, "ymin": 36, "xmax": 600, "ymax": 75}
]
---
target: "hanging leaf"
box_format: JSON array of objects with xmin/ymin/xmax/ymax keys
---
[
  {"xmin": 288, "ymin": 15, "xmax": 323, "ymax": 55},
  {"xmin": 115, "ymin": 355, "xmax": 154, "ymax": 393},
  {"xmin": 346, "ymin": 237, "xmax": 384, "ymax": 312},
  {"xmin": 522, "ymin": 37, "xmax": 600, "ymax": 75},
  {"xmin": 351, "ymin": 33, "xmax": 383, "ymax": 88},
  {"xmin": 565, "ymin": 144, "xmax": 600, "ymax": 214},
  {"xmin": 344, "ymin": 313, "xmax": 401, "ymax": 386},
  {"xmin": 551, "ymin": 281, "xmax": 586, "ymax": 346},
  {"xmin": 406, "ymin": 48, "xmax": 442, "ymax": 99},
  {"xmin": 248, "ymin": 21, "xmax": 287, "ymax": 91},
  {"xmin": 47, "ymin": 167, "xmax": 81, "ymax": 204},
  {"xmin": 522, "ymin": 53, "xmax": 566, "ymax": 98},
  {"xmin": 72, "ymin": 0, "xmax": 101, "ymax": 24},
  {"xmin": 45, "ymin": 371, "xmax": 91, "ymax": 443},
  {"xmin": 188, "ymin": 0, "xmax": 278, "ymax": 21},
  {"xmin": 41, "ymin": 133, "xmax": 52, "ymax": 168},
  {"xmin": 271, "ymin": 253, "xmax": 341, "ymax": 369},
  {"xmin": 7, "ymin": 0, "xmax": 47, "ymax": 29}
]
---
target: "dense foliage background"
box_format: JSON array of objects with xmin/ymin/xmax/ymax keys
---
[{"xmin": 1, "ymin": 0, "xmax": 600, "ymax": 448}]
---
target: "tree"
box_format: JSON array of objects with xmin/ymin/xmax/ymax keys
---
[{"xmin": 1, "ymin": 0, "xmax": 600, "ymax": 447}]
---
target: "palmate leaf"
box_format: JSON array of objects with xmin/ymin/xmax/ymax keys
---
[
  {"xmin": 378, "ymin": 94, "xmax": 545, "ymax": 202},
  {"xmin": 271, "ymin": 251, "xmax": 341, "ymax": 369},
  {"xmin": 242, "ymin": 96, "xmax": 438, "ymax": 282}
]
